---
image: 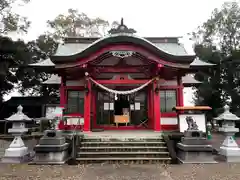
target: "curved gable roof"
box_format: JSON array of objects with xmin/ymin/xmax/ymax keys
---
[{"xmin": 51, "ymin": 33, "xmax": 195, "ymax": 64}]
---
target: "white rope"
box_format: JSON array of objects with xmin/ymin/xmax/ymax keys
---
[{"xmin": 89, "ymin": 77, "xmax": 155, "ymax": 95}]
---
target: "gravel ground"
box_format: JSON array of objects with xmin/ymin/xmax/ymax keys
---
[
  {"xmin": 0, "ymin": 163, "xmax": 240, "ymax": 180},
  {"xmin": 0, "ymin": 133, "xmax": 238, "ymax": 180}
]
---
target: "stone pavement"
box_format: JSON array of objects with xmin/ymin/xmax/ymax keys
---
[
  {"xmin": 1, "ymin": 163, "xmax": 240, "ymax": 180},
  {"xmin": 0, "ymin": 132, "xmax": 239, "ymax": 180}
]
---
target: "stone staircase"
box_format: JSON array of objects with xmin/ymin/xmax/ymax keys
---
[{"xmin": 76, "ymin": 136, "xmax": 171, "ymax": 164}]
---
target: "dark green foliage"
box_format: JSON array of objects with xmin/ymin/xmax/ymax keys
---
[
  {"xmin": 191, "ymin": 1, "xmax": 240, "ymax": 117},
  {"xmin": 0, "ymin": 0, "xmax": 30, "ymax": 34}
]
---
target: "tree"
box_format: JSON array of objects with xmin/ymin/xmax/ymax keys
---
[
  {"xmin": 15, "ymin": 34, "xmax": 59, "ymax": 102},
  {"xmin": 0, "ymin": 0, "xmax": 30, "ymax": 34},
  {"xmin": 0, "ymin": 0, "xmax": 31, "ymax": 104},
  {"xmin": 0, "ymin": 36, "xmax": 36, "ymax": 103},
  {"xmin": 17, "ymin": 11, "xmax": 117, "ymax": 98},
  {"xmin": 46, "ymin": 8, "xmax": 117, "ymax": 40},
  {"xmin": 10, "ymin": 11, "xmax": 119, "ymax": 103},
  {"xmin": 191, "ymin": 1, "xmax": 240, "ymax": 115}
]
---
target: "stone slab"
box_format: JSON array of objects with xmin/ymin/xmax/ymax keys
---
[
  {"xmin": 1, "ymin": 153, "xmax": 32, "ymax": 163},
  {"xmin": 177, "ymin": 143, "xmax": 213, "ymax": 152},
  {"xmin": 177, "ymin": 149, "xmax": 217, "ymax": 164},
  {"xmin": 177, "ymin": 157, "xmax": 218, "ymax": 164},
  {"xmin": 4, "ymin": 146, "xmax": 29, "ymax": 157},
  {"xmin": 31, "ymin": 150, "xmax": 69, "ymax": 165},
  {"xmin": 217, "ymin": 154, "xmax": 240, "ymax": 163},
  {"xmin": 39, "ymin": 137, "xmax": 66, "ymax": 145},
  {"xmin": 184, "ymin": 130, "xmax": 204, "ymax": 138},
  {"xmin": 219, "ymin": 146, "xmax": 240, "ymax": 157},
  {"xmin": 181, "ymin": 138, "xmax": 207, "ymax": 145},
  {"xmin": 34, "ymin": 143, "xmax": 69, "ymax": 152}
]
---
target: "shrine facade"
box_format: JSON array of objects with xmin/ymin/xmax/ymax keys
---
[{"xmin": 30, "ymin": 19, "xmax": 213, "ymax": 132}]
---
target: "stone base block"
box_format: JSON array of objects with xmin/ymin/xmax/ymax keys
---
[
  {"xmin": 181, "ymin": 138, "xmax": 207, "ymax": 145},
  {"xmin": 218, "ymin": 146, "xmax": 240, "ymax": 162},
  {"xmin": 39, "ymin": 137, "xmax": 66, "ymax": 145},
  {"xmin": 4, "ymin": 146, "xmax": 28, "ymax": 157},
  {"xmin": 177, "ymin": 149, "xmax": 217, "ymax": 164},
  {"xmin": 34, "ymin": 143, "xmax": 69, "ymax": 152},
  {"xmin": 1, "ymin": 153, "xmax": 31, "ymax": 163},
  {"xmin": 30, "ymin": 150, "xmax": 69, "ymax": 165}
]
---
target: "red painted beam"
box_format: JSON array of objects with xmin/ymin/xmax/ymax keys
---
[{"xmin": 93, "ymin": 67, "xmax": 143, "ymax": 73}]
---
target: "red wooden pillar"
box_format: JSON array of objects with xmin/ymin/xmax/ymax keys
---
[
  {"xmin": 83, "ymin": 79, "xmax": 91, "ymax": 131},
  {"xmin": 153, "ymin": 81, "xmax": 161, "ymax": 131},
  {"xmin": 147, "ymin": 85, "xmax": 152, "ymax": 128},
  {"xmin": 92, "ymin": 91, "xmax": 96, "ymax": 129},
  {"xmin": 177, "ymin": 76, "xmax": 184, "ymax": 106}
]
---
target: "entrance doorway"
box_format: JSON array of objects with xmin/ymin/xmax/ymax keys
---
[
  {"xmin": 114, "ymin": 95, "xmax": 129, "ymax": 115},
  {"xmin": 114, "ymin": 94, "xmax": 130, "ymax": 127},
  {"xmin": 94, "ymin": 88, "xmax": 148, "ymax": 129}
]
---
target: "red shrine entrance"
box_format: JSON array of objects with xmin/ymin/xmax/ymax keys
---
[{"xmin": 31, "ymin": 19, "xmax": 211, "ymax": 132}]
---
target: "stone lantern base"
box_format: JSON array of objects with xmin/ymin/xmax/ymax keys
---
[
  {"xmin": 1, "ymin": 136, "xmax": 31, "ymax": 163},
  {"xmin": 219, "ymin": 146, "xmax": 240, "ymax": 162},
  {"xmin": 218, "ymin": 134, "xmax": 240, "ymax": 162}
]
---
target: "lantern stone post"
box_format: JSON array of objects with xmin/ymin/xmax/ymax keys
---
[
  {"xmin": 214, "ymin": 105, "xmax": 240, "ymax": 162},
  {"xmin": 1, "ymin": 105, "xmax": 33, "ymax": 163}
]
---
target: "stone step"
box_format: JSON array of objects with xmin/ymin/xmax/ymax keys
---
[
  {"xmin": 79, "ymin": 146, "xmax": 168, "ymax": 152},
  {"xmin": 81, "ymin": 138, "xmax": 163, "ymax": 142},
  {"xmin": 80, "ymin": 141, "xmax": 166, "ymax": 146},
  {"xmin": 76, "ymin": 157, "xmax": 171, "ymax": 164},
  {"xmin": 78, "ymin": 151, "xmax": 169, "ymax": 155},
  {"xmin": 77, "ymin": 151, "xmax": 169, "ymax": 158}
]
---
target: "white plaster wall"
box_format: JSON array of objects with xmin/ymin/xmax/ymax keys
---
[
  {"xmin": 160, "ymin": 117, "xmax": 178, "ymax": 125},
  {"xmin": 160, "ymin": 80, "xmax": 177, "ymax": 86}
]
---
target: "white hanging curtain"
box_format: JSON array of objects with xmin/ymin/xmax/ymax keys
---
[{"xmin": 89, "ymin": 77, "xmax": 155, "ymax": 95}]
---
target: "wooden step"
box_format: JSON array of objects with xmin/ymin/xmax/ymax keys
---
[
  {"xmin": 79, "ymin": 146, "xmax": 167, "ymax": 150},
  {"xmin": 78, "ymin": 151, "xmax": 169, "ymax": 155}
]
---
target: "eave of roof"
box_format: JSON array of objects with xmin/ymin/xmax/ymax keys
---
[
  {"xmin": 182, "ymin": 74, "xmax": 202, "ymax": 87},
  {"xmin": 190, "ymin": 57, "xmax": 215, "ymax": 67},
  {"xmin": 28, "ymin": 58, "xmax": 55, "ymax": 67},
  {"xmin": 41, "ymin": 74, "xmax": 202, "ymax": 86},
  {"xmin": 51, "ymin": 33, "xmax": 195, "ymax": 64},
  {"xmin": 42, "ymin": 74, "xmax": 61, "ymax": 84}
]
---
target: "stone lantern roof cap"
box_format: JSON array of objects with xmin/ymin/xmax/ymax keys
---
[
  {"xmin": 5, "ymin": 105, "xmax": 32, "ymax": 121},
  {"xmin": 214, "ymin": 105, "xmax": 240, "ymax": 121}
]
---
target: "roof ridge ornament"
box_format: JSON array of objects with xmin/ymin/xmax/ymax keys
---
[
  {"xmin": 108, "ymin": 18, "xmax": 137, "ymax": 34},
  {"xmin": 17, "ymin": 105, "xmax": 23, "ymax": 114}
]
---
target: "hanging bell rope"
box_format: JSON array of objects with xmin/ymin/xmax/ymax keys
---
[{"xmin": 89, "ymin": 77, "xmax": 156, "ymax": 95}]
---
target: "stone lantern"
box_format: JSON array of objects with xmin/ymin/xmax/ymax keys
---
[
  {"xmin": 214, "ymin": 105, "xmax": 240, "ymax": 162},
  {"xmin": 1, "ymin": 105, "xmax": 32, "ymax": 163}
]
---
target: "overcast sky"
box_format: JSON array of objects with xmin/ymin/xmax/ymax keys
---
[{"xmin": 4, "ymin": 0, "xmax": 234, "ymax": 104}]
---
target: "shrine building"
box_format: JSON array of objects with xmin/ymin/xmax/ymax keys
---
[{"xmin": 30, "ymin": 19, "xmax": 213, "ymax": 132}]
